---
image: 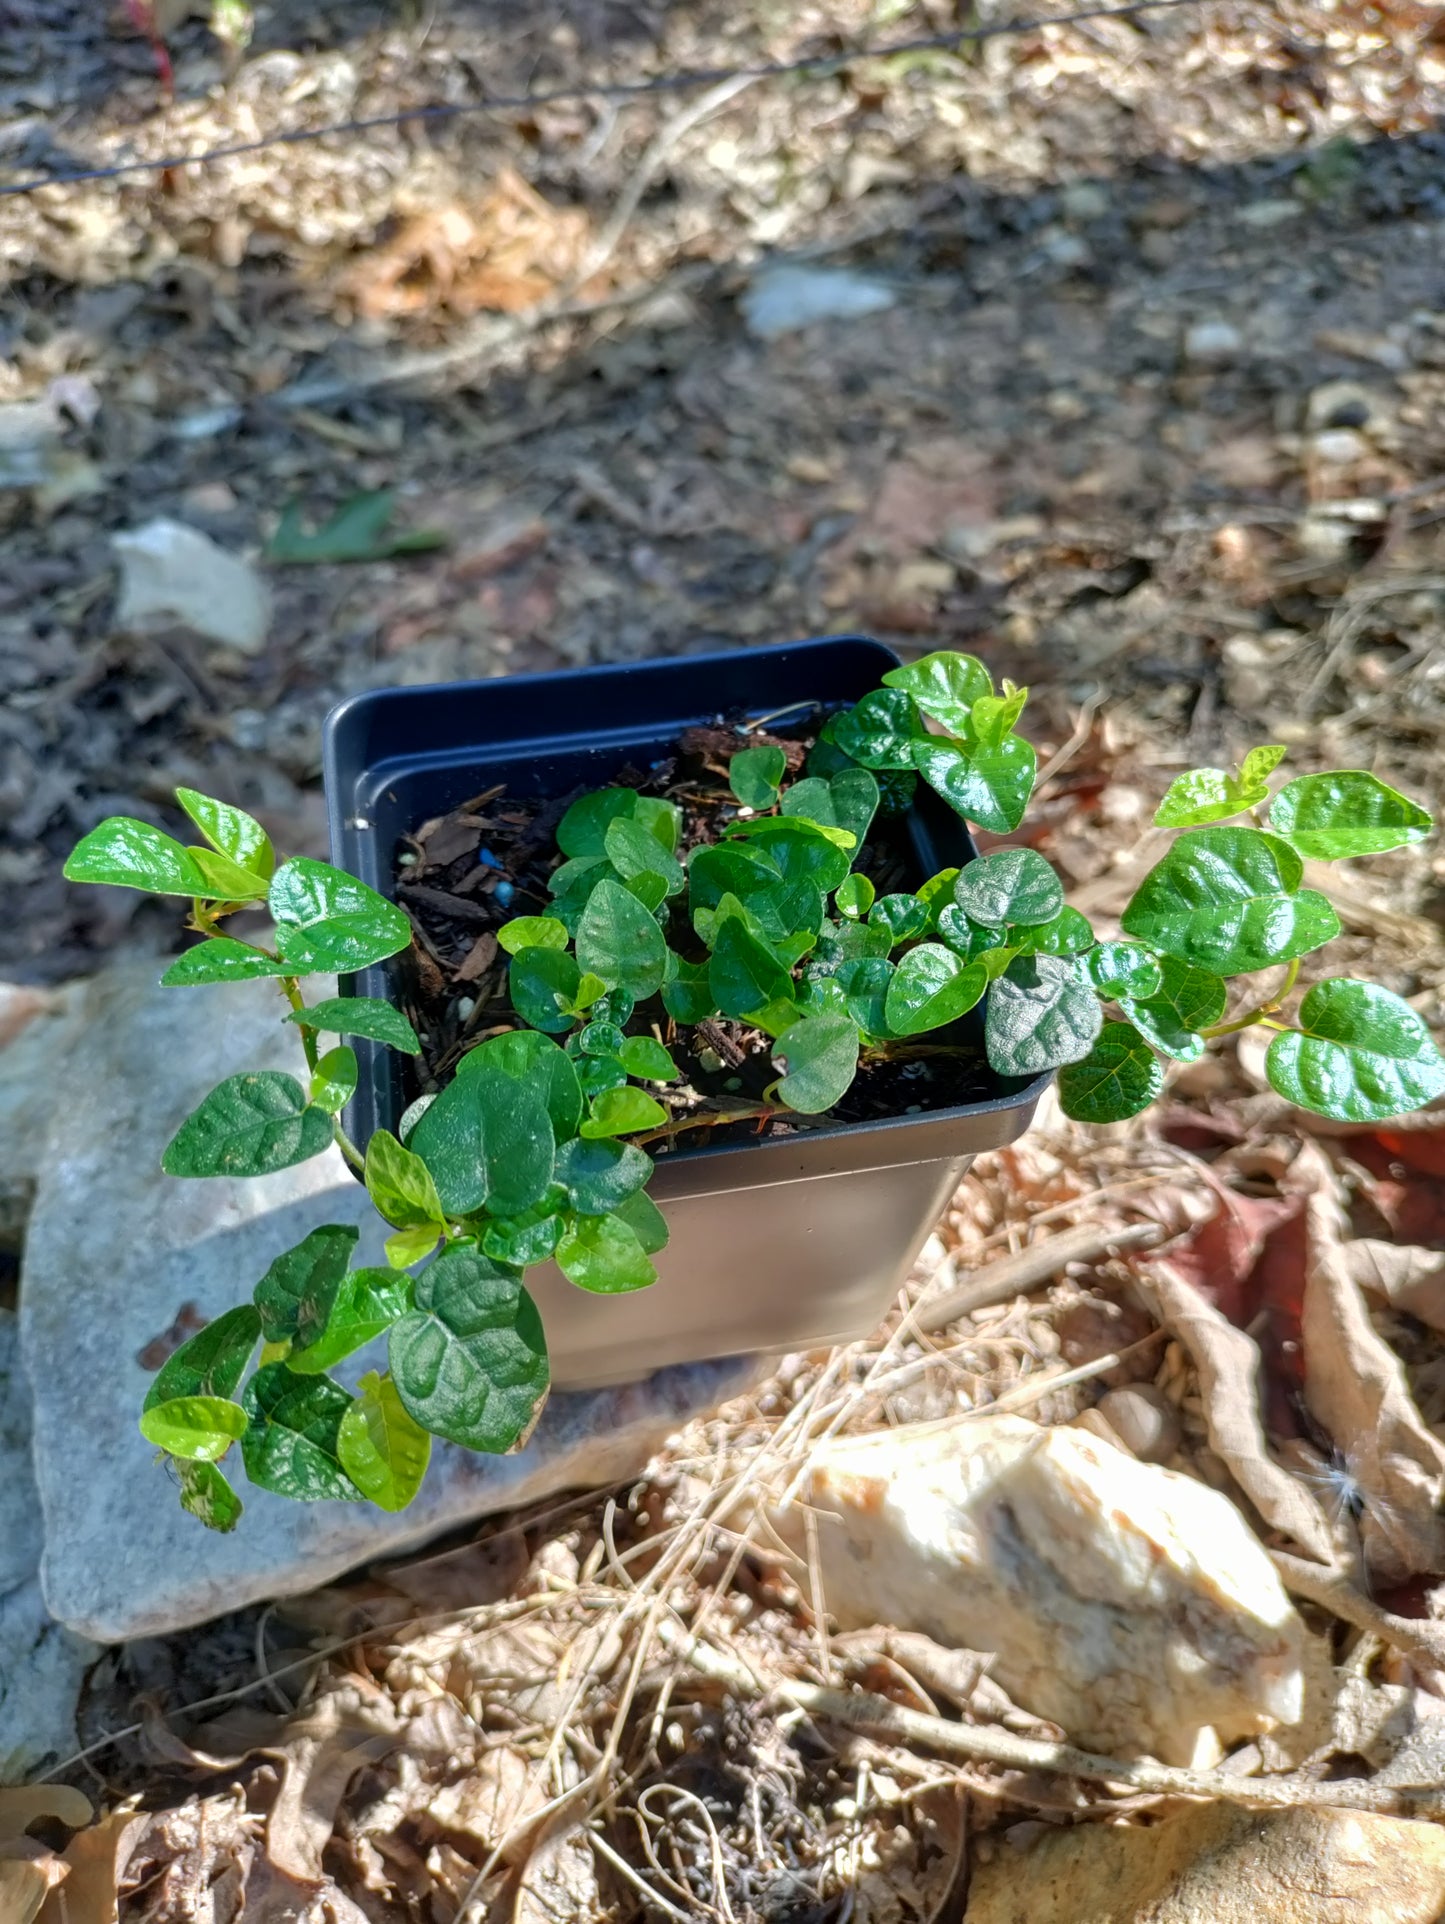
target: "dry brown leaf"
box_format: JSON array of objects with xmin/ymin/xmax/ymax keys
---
[
  {"xmin": 514, "ymin": 1825, "xmax": 602, "ymax": 1924},
  {"xmin": 0, "ymin": 1851, "xmax": 68, "ymax": 1924},
  {"xmin": 36, "ymin": 1810, "xmax": 149, "ymax": 1924},
  {"xmin": 1344, "ymin": 1240, "xmax": 1445, "ymax": 1333},
  {"xmin": 264, "ymin": 1694, "xmax": 400, "ymax": 1884},
  {"xmin": 427, "ymin": 1746, "xmax": 546, "ymax": 1858},
  {"xmin": 0, "ymin": 1787, "xmax": 93, "ymax": 1843},
  {"xmin": 1147, "ymin": 1261, "xmax": 1337, "ymax": 1564}
]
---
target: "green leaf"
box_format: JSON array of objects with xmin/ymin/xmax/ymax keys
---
[
  {"xmin": 554, "ymin": 1136, "xmax": 653, "ymax": 1215},
  {"xmin": 1267, "ymin": 772, "xmax": 1434, "ymax": 860},
  {"xmin": 881, "ymin": 651, "xmax": 992, "ymax": 732},
  {"xmin": 410, "ymin": 1061, "xmax": 555, "ymax": 1217},
  {"xmin": 269, "ymin": 858, "xmax": 412, "ymax": 973},
  {"xmin": 884, "ymin": 943, "xmax": 989, "ymax": 1036},
  {"xmin": 310, "ymin": 1045, "xmax": 357, "ymax": 1115},
  {"xmin": 832, "ymin": 689, "xmax": 925, "ymax": 771},
  {"xmin": 869, "ymin": 894, "xmax": 930, "ymax": 944},
  {"xmin": 985, "ymin": 955, "xmax": 1102, "ymax": 1076},
  {"xmin": 144, "ymin": 1304, "xmax": 260, "ymax": 1411},
  {"xmin": 617, "ymin": 1036, "xmax": 678, "ymax": 1081},
  {"xmin": 1057, "ymin": 1022, "xmax": 1165, "ymax": 1123},
  {"xmin": 509, "ymin": 946, "xmax": 582, "ymax": 1034},
  {"xmin": 162, "ymin": 939, "xmax": 290, "ymax": 987},
  {"xmin": 710, "ymin": 916, "xmax": 794, "ymax": 1019},
  {"xmin": 65, "ymin": 818, "xmax": 211, "ymax": 896},
  {"xmin": 386, "ymin": 1222, "xmax": 442, "ymax": 1269},
  {"xmin": 267, "ymin": 487, "xmax": 445, "ymax": 565},
  {"xmin": 1154, "ymin": 761, "xmax": 1273, "ymax": 828},
  {"xmin": 557, "ymin": 788, "xmax": 639, "ymax": 858},
  {"xmin": 912, "ymin": 735, "xmax": 1036, "ymax": 834},
  {"xmin": 815, "ymin": 918, "xmax": 893, "ymax": 965},
  {"xmin": 1016, "ymin": 905, "xmax": 1095, "ymax": 956},
  {"xmin": 188, "ymin": 847, "xmax": 271, "ymax": 901},
  {"xmin": 288, "ymin": 996, "xmax": 421, "ymax": 1055},
  {"xmin": 338, "ymin": 1371, "xmax": 431, "ymax": 1511},
  {"xmin": 728, "ymin": 819, "xmax": 855, "ymax": 893},
  {"xmin": 605, "ymin": 816, "xmax": 686, "ymax": 897},
  {"xmin": 482, "ymin": 1197, "xmax": 567, "ymax": 1266},
  {"xmin": 576, "ymin": 1052, "xmax": 627, "ymax": 1099},
  {"xmin": 177, "ymin": 1459, "xmax": 243, "ymax": 1532},
  {"xmin": 936, "ymin": 905, "xmax": 1001, "ymax": 961},
  {"xmin": 969, "ymin": 683, "xmax": 1028, "ymax": 748},
  {"xmin": 635, "ymin": 795, "xmax": 683, "ymax": 853},
  {"xmin": 288, "ymin": 1267, "xmax": 411, "ymax": 1373},
  {"xmin": 689, "ymin": 841, "xmax": 781, "ymax": 914},
  {"xmin": 771, "ymin": 1013, "xmax": 860, "ymax": 1113},
  {"xmin": 836, "ymin": 957, "xmax": 893, "ymax": 1037},
  {"xmin": 365, "ymin": 1129, "xmax": 446, "ymax": 1229},
  {"xmin": 252, "ymin": 1224, "xmax": 359, "ymax": 1343},
  {"xmin": 782, "ymin": 768, "xmax": 879, "ymax": 847},
  {"xmin": 389, "ymin": 1246, "xmax": 549, "ymax": 1453},
  {"xmin": 1265, "ymin": 979, "xmax": 1445, "ymax": 1121},
  {"xmin": 497, "ymin": 916, "xmax": 570, "ymax": 956},
  {"xmin": 241, "ymin": 1364, "xmax": 363, "ymax": 1500},
  {"xmin": 580, "ymin": 1086, "xmax": 668, "ymax": 1137},
  {"xmin": 917, "ymin": 868, "xmax": 960, "ymax": 930},
  {"xmin": 662, "ymin": 953, "xmax": 714, "ymax": 1025},
  {"xmin": 1120, "ymin": 827, "xmax": 1340, "ymax": 974},
  {"xmin": 580, "ymin": 1019, "xmax": 627, "ymax": 1058},
  {"xmin": 563, "ymin": 970, "xmax": 609, "ymax": 1015},
  {"xmin": 747, "ymin": 995, "xmax": 806, "ymax": 1037},
  {"xmin": 1119, "ymin": 954, "xmax": 1227, "ymax": 1062},
  {"xmin": 575, "ymin": 879, "xmax": 668, "ymax": 1001},
  {"xmin": 729, "ymin": 744, "xmax": 787, "ymax": 809},
  {"xmin": 175, "ymin": 787, "xmax": 274, "ymax": 879},
  {"xmin": 952, "ymin": 849, "xmax": 1063, "ymax": 929},
  {"xmin": 162, "ymin": 1072, "xmax": 332, "ymax": 1178},
  {"xmin": 612, "ymin": 1188, "xmax": 669, "ymax": 1255},
  {"xmin": 1241, "ymin": 745, "xmax": 1288, "ymax": 787},
  {"xmin": 1086, "ymin": 942, "xmax": 1164, "ymax": 1001},
  {"xmin": 139, "ymin": 1394, "xmax": 248, "ymax": 1461},
  {"xmin": 835, "ymin": 873, "xmax": 875, "ymax": 920},
  {"xmin": 460, "ymin": 1029, "xmax": 582, "ymax": 1142},
  {"xmin": 556, "ymin": 1212, "xmax": 658, "ymax": 1294}
]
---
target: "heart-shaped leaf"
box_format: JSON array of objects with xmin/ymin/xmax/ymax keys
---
[
  {"xmin": 389, "ymin": 1246, "xmax": 549, "ymax": 1452},
  {"xmin": 482, "ymin": 1196, "xmax": 567, "ymax": 1266},
  {"xmin": 177, "ymin": 1459, "xmax": 243, "ymax": 1532},
  {"xmin": 869, "ymin": 893, "xmax": 930, "ymax": 944},
  {"xmin": 176, "ymin": 787, "xmax": 275, "ymax": 878},
  {"xmin": 936, "ymin": 905, "xmax": 1002, "ymax": 961},
  {"xmin": 968, "ymin": 684, "xmax": 1028, "ymax": 748},
  {"xmin": 881, "ymin": 651, "xmax": 993, "ymax": 732},
  {"xmin": 497, "ymin": 916, "xmax": 570, "ymax": 956},
  {"xmin": 612, "ymin": 1188, "xmax": 669, "ymax": 1255},
  {"xmin": 912, "ymin": 735, "xmax": 1036, "ymax": 834},
  {"xmin": 557, "ymin": 787, "xmax": 639, "ymax": 858},
  {"xmin": 835, "ymin": 873, "xmax": 875, "ymax": 920},
  {"xmin": 1266, "ymin": 979, "xmax": 1445, "ymax": 1121},
  {"xmin": 635, "ymin": 795, "xmax": 683, "ymax": 853},
  {"xmin": 1119, "ymin": 954, "xmax": 1227, "ymax": 1062},
  {"xmin": 144, "ymin": 1304, "xmax": 260, "ymax": 1410},
  {"xmin": 459, "ymin": 1029, "xmax": 582, "ymax": 1141},
  {"xmin": 269, "ymin": 858, "xmax": 412, "ymax": 972},
  {"xmin": 65, "ymin": 818, "xmax": 212, "ymax": 896},
  {"xmin": 509, "ymin": 946, "xmax": 582, "ymax": 1034},
  {"xmin": 252, "ymin": 1224, "xmax": 360, "ymax": 1344},
  {"xmin": 832, "ymin": 688, "xmax": 925, "ymax": 770},
  {"xmin": 1086, "ymin": 941, "xmax": 1164, "ymax": 1001},
  {"xmin": 162, "ymin": 939, "xmax": 291, "ymax": 987},
  {"xmin": 365, "ymin": 1129, "xmax": 446, "ymax": 1229},
  {"xmin": 884, "ymin": 944, "xmax": 989, "ymax": 1036},
  {"xmin": 162, "ymin": 1072, "xmax": 332, "ymax": 1178},
  {"xmin": 554, "ymin": 1136, "xmax": 654, "ymax": 1215},
  {"xmin": 287, "ymin": 1267, "xmax": 411, "ymax": 1373},
  {"xmin": 952, "ymin": 849, "xmax": 1063, "ymax": 929},
  {"xmin": 772, "ymin": 1012, "xmax": 860, "ymax": 1113},
  {"xmin": 1154, "ymin": 756, "xmax": 1277, "ymax": 828},
  {"xmin": 710, "ymin": 916, "xmax": 794, "ymax": 1019},
  {"xmin": 836, "ymin": 957, "xmax": 893, "ymax": 1037},
  {"xmin": 663, "ymin": 953, "xmax": 714, "ymax": 1024},
  {"xmin": 410, "ymin": 1059, "xmax": 555, "ymax": 1217},
  {"xmin": 386, "ymin": 1223, "xmax": 441, "ymax": 1269},
  {"xmin": 575, "ymin": 879, "xmax": 668, "ymax": 1001},
  {"xmin": 782, "ymin": 768, "xmax": 880, "ymax": 847},
  {"xmin": 617, "ymin": 1036, "xmax": 678, "ymax": 1081},
  {"xmin": 139, "ymin": 1394, "xmax": 248, "ymax": 1462},
  {"xmin": 310, "ymin": 1046, "xmax": 357, "ymax": 1116},
  {"xmin": 729, "ymin": 744, "xmax": 787, "ymax": 809},
  {"xmin": 917, "ymin": 868, "xmax": 960, "ymax": 929},
  {"xmin": 288, "ymin": 995, "xmax": 421, "ymax": 1055},
  {"xmin": 1057, "ymin": 1021, "xmax": 1165, "ymax": 1123},
  {"xmin": 1120, "ymin": 827, "xmax": 1340, "ymax": 974},
  {"xmin": 580, "ymin": 1086, "xmax": 668, "ymax": 1138},
  {"xmin": 605, "ymin": 816, "xmax": 686, "ymax": 897},
  {"xmin": 557, "ymin": 1212, "xmax": 658, "ymax": 1293},
  {"xmin": 241, "ymin": 1364, "xmax": 363, "ymax": 1500},
  {"xmin": 1267, "ymin": 772, "xmax": 1434, "ymax": 859},
  {"xmin": 1016, "ymin": 905, "xmax": 1095, "ymax": 956},
  {"xmin": 985, "ymin": 955, "xmax": 1101, "ymax": 1076},
  {"xmin": 338, "ymin": 1370, "xmax": 431, "ymax": 1511}
]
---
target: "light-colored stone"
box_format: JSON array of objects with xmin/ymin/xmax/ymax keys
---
[
  {"xmin": 962, "ymin": 1802, "xmax": 1445, "ymax": 1924},
  {"xmin": 1184, "ymin": 319, "xmax": 1243, "ymax": 363},
  {"xmin": 769, "ymin": 1415, "xmax": 1305, "ymax": 1763},
  {"xmin": 1096, "ymin": 1384, "xmax": 1181, "ymax": 1464},
  {"xmin": 0, "ymin": 1578, "xmax": 100, "ymax": 1784},
  {"xmin": 741, "ymin": 265, "xmax": 896, "ymax": 339},
  {"xmin": 0, "ymin": 1311, "xmax": 41, "ymax": 1596},
  {"xmin": 0, "ymin": 979, "xmax": 90, "ymax": 1251},
  {"xmin": 21, "ymin": 965, "xmax": 759, "ymax": 1643},
  {"xmin": 113, "ymin": 517, "xmax": 271, "ymax": 655}
]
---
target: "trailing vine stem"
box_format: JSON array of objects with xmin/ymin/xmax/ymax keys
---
[{"xmin": 1199, "ymin": 956, "xmax": 1301, "ymax": 1040}]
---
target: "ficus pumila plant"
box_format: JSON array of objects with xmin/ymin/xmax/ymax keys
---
[{"xmin": 65, "ymin": 653, "xmax": 1444, "ymax": 1529}]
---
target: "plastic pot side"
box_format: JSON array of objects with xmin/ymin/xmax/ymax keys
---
[{"xmin": 324, "ymin": 636, "xmax": 1049, "ymax": 1388}]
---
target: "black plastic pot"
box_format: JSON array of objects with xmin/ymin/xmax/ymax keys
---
[{"xmin": 324, "ymin": 637, "xmax": 1049, "ymax": 1388}]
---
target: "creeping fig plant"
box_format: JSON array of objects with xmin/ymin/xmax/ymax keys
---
[{"xmin": 66, "ymin": 653, "xmax": 1443, "ymax": 1527}]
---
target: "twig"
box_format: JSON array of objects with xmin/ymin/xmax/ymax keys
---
[
  {"xmin": 915, "ymin": 1220, "xmax": 1165, "ymax": 1333},
  {"xmin": 1270, "ymin": 1551, "xmax": 1445, "ymax": 1673},
  {"xmin": 658, "ymin": 1625, "xmax": 1445, "ymax": 1819}
]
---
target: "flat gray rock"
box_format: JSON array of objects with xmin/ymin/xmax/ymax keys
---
[
  {"xmin": 21, "ymin": 966, "xmax": 760, "ymax": 1643},
  {"xmin": 0, "ymin": 1310, "xmax": 41, "ymax": 1596},
  {"xmin": 0, "ymin": 1578, "xmax": 99, "ymax": 1784}
]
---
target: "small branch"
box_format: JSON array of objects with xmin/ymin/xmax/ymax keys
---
[
  {"xmin": 1270, "ymin": 1551, "xmax": 1445, "ymax": 1674},
  {"xmin": 279, "ymin": 977, "xmax": 319, "ymax": 1073},
  {"xmin": 1200, "ymin": 957, "xmax": 1300, "ymax": 1040},
  {"xmin": 332, "ymin": 1122, "xmax": 366, "ymax": 1175},
  {"xmin": 633, "ymin": 1102, "xmax": 781, "ymax": 1146},
  {"xmin": 915, "ymin": 1220, "xmax": 1165, "ymax": 1333}
]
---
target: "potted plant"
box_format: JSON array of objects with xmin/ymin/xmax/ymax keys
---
[{"xmin": 64, "ymin": 636, "xmax": 1443, "ymax": 1530}]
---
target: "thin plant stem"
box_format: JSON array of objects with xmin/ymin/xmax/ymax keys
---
[{"xmin": 1199, "ymin": 955, "xmax": 1301, "ymax": 1039}]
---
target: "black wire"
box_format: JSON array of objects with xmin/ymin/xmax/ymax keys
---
[{"xmin": 0, "ymin": 0, "xmax": 1214, "ymax": 200}]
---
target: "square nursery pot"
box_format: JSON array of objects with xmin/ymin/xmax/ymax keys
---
[{"xmin": 324, "ymin": 636, "xmax": 1050, "ymax": 1389}]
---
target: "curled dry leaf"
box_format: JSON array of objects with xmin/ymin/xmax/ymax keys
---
[
  {"xmin": 0, "ymin": 1787, "xmax": 94, "ymax": 1842},
  {"xmin": 35, "ymin": 1810, "xmax": 149, "ymax": 1924},
  {"xmin": 514, "ymin": 1825, "xmax": 602, "ymax": 1924},
  {"xmin": 1344, "ymin": 1240, "xmax": 1445, "ymax": 1334},
  {"xmin": 263, "ymin": 1693, "xmax": 400, "ymax": 1884},
  {"xmin": 0, "ymin": 1852, "xmax": 68, "ymax": 1924}
]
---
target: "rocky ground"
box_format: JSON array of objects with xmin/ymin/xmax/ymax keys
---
[{"xmin": 4, "ymin": 0, "xmax": 1445, "ymax": 1919}]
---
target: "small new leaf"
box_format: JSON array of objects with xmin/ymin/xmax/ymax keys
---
[
  {"xmin": 729, "ymin": 744, "xmax": 787, "ymax": 809},
  {"xmin": 338, "ymin": 1371, "xmax": 431, "ymax": 1511},
  {"xmin": 175, "ymin": 787, "xmax": 274, "ymax": 878},
  {"xmin": 365, "ymin": 1129, "xmax": 446, "ymax": 1229},
  {"xmin": 162, "ymin": 1072, "xmax": 332, "ymax": 1178},
  {"xmin": 497, "ymin": 915, "xmax": 570, "ymax": 955},
  {"xmin": 65, "ymin": 818, "xmax": 211, "ymax": 897},
  {"xmin": 617, "ymin": 1035, "xmax": 678, "ymax": 1080},
  {"xmin": 580, "ymin": 1086, "xmax": 668, "ymax": 1138},
  {"xmin": 310, "ymin": 1045, "xmax": 357, "ymax": 1115},
  {"xmin": 139, "ymin": 1395, "xmax": 248, "ymax": 1462}
]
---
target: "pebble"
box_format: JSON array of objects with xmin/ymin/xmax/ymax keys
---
[
  {"xmin": 1184, "ymin": 319, "xmax": 1244, "ymax": 364},
  {"xmin": 1097, "ymin": 1384, "xmax": 1182, "ymax": 1464}
]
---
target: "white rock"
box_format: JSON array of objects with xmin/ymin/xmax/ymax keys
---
[
  {"xmin": 741, "ymin": 265, "xmax": 896, "ymax": 340},
  {"xmin": 0, "ymin": 978, "xmax": 91, "ymax": 1250},
  {"xmin": 1184, "ymin": 319, "xmax": 1244, "ymax": 363},
  {"xmin": 113, "ymin": 517, "xmax": 271, "ymax": 655},
  {"xmin": 0, "ymin": 1578, "xmax": 100, "ymax": 1784},
  {"xmin": 0, "ymin": 1311, "xmax": 41, "ymax": 1595},
  {"xmin": 770, "ymin": 1415, "xmax": 1305, "ymax": 1762}
]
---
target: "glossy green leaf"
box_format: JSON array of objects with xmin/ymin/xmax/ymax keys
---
[
  {"xmin": 835, "ymin": 873, "xmax": 875, "ymax": 920},
  {"xmin": 969, "ymin": 683, "xmax": 1028, "ymax": 748},
  {"xmin": 554, "ymin": 1136, "xmax": 653, "ymax": 1215},
  {"xmin": 287, "ymin": 1267, "xmax": 411, "ymax": 1373},
  {"xmin": 581, "ymin": 1019, "xmax": 628, "ymax": 1057},
  {"xmin": 497, "ymin": 916, "xmax": 570, "ymax": 955},
  {"xmin": 952, "ymin": 848, "xmax": 1063, "ymax": 929},
  {"xmin": 617, "ymin": 1036, "xmax": 678, "ymax": 1081},
  {"xmin": 563, "ymin": 970, "xmax": 609, "ymax": 1014},
  {"xmin": 1119, "ymin": 954, "xmax": 1227, "ymax": 1062},
  {"xmin": 869, "ymin": 893, "xmax": 930, "ymax": 944},
  {"xmin": 800, "ymin": 975, "xmax": 849, "ymax": 1021},
  {"xmin": 410, "ymin": 1060, "xmax": 555, "ymax": 1217},
  {"xmin": 556, "ymin": 1212, "xmax": 658, "ymax": 1293},
  {"xmin": 1058, "ymin": 1022, "xmax": 1165, "ymax": 1123},
  {"xmin": 575, "ymin": 879, "xmax": 668, "ymax": 1001},
  {"xmin": 772, "ymin": 1012, "xmax": 860, "ymax": 1113},
  {"xmin": 662, "ymin": 954, "xmax": 714, "ymax": 1024},
  {"xmin": 1086, "ymin": 942, "xmax": 1164, "ymax": 1001},
  {"xmin": 139, "ymin": 1394, "xmax": 248, "ymax": 1461},
  {"xmin": 1265, "ymin": 979, "xmax": 1445, "ymax": 1121},
  {"xmin": 1240, "ymin": 744, "xmax": 1288, "ymax": 786},
  {"xmin": 1016, "ymin": 905, "xmax": 1095, "ymax": 956},
  {"xmin": 985, "ymin": 955, "xmax": 1102, "ymax": 1076},
  {"xmin": 338, "ymin": 1371, "xmax": 431, "ymax": 1511},
  {"xmin": 241, "ymin": 1364, "xmax": 363, "ymax": 1500},
  {"xmin": 557, "ymin": 787, "xmax": 639, "ymax": 858},
  {"xmin": 881, "ymin": 651, "xmax": 992, "ymax": 732},
  {"xmin": 162, "ymin": 939, "xmax": 290, "ymax": 987},
  {"xmin": 1267, "ymin": 772, "xmax": 1434, "ymax": 860},
  {"xmin": 576, "ymin": 1052, "xmax": 627, "ymax": 1100},
  {"xmin": 162, "ymin": 1072, "xmax": 332, "ymax": 1178},
  {"xmin": 1154, "ymin": 761, "xmax": 1273, "ymax": 828},
  {"xmin": 912, "ymin": 735, "xmax": 1036, "ymax": 834},
  {"xmin": 144, "ymin": 1304, "xmax": 260, "ymax": 1411},
  {"xmin": 459, "ymin": 1029, "xmax": 582, "ymax": 1142},
  {"xmin": 635, "ymin": 795, "xmax": 683, "ymax": 854},
  {"xmin": 729, "ymin": 744, "xmax": 787, "ymax": 809},
  {"xmin": 65, "ymin": 818, "xmax": 212, "ymax": 896},
  {"xmin": 269, "ymin": 858, "xmax": 412, "ymax": 973},
  {"xmin": 389, "ymin": 1246, "xmax": 549, "ymax": 1453},
  {"xmin": 688, "ymin": 839, "xmax": 780, "ymax": 910},
  {"xmin": 1120, "ymin": 827, "xmax": 1340, "ymax": 974},
  {"xmin": 188, "ymin": 847, "xmax": 271, "ymax": 901},
  {"xmin": 605, "ymin": 815, "xmax": 686, "ymax": 897},
  {"xmin": 175, "ymin": 787, "xmax": 275, "ymax": 879},
  {"xmin": 936, "ymin": 905, "xmax": 1001, "ymax": 961},
  {"xmin": 580, "ymin": 1086, "xmax": 668, "ymax": 1138},
  {"xmin": 836, "ymin": 957, "xmax": 893, "ymax": 1037},
  {"xmin": 386, "ymin": 1223, "xmax": 441, "ymax": 1270},
  {"xmin": 747, "ymin": 995, "xmax": 806, "ymax": 1037},
  {"xmin": 917, "ymin": 868, "xmax": 960, "ymax": 931},
  {"xmin": 252, "ymin": 1224, "xmax": 359, "ymax": 1344},
  {"xmin": 726, "ymin": 814, "xmax": 856, "ymax": 854},
  {"xmin": 547, "ymin": 856, "xmax": 611, "ymax": 930},
  {"xmin": 733, "ymin": 820, "xmax": 855, "ymax": 893},
  {"xmin": 782, "ymin": 767, "xmax": 879, "ymax": 847},
  {"xmin": 815, "ymin": 917, "xmax": 892, "ymax": 965},
  {"xmin": 832, "ymin": 689, "xmax": 925, "ymax": 771},
  {"xmin": 365, "ymin": 1129, "xmax": 446, "ymax": 1229},
  {"xmin": 288, "ymin": 995, "xmax": 421, "ymax": 1054},
  {"xmin": 177, "ymin": 1458, "xmax": 243, "ymax": 1532},
  {"xmin": 509, "ymin": 945, "xmax": 582, "ymax": 1034},
  {"xmin": 612, "ymin": 1188, "xmax": 669, "ymax": 1255},
  {"xmin": 310, "ymin": 1045, "xmax": 357, "ymax": 1115},
  {"xmin": 482, "ymin": 1197, "xmax": 567, "ymax": 1266},
  {"xmin": 710, "ymin": 916, "xmax": 794, "ymax": 1019},
  {"xmin": 884, "ymin": 943, "xmax": 988, "ymax": 1036}
]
